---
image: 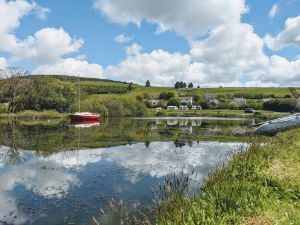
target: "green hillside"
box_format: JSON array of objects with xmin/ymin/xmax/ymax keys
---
[{"xmin": 0, "ymin": 75, "xmax": 298, "ymax": 116}]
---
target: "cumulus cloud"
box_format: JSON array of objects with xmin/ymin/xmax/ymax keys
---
[
  {"xmin": 33, "ymin": 58, "xmax": 104, "ymax": 78},
  {"xmin": 269, "ymin": 4, "xmax": 279, "ymax": 18},
  {"xmin": 189, "ymin": 23, "xmax": 269, "ymax": 85},
  {"xmin": 0, "ymin": 57, "xmax": 7, "ymax": 69},
  {"xmin": 114, "ymin": 33, "xmax": 133, "ymax": 43},
  {"xmin": 96, "ymin": 0, "xmax": 299, "ymax": 87},
  {"xmin": 0, "ymin": 0, "xmax": 105, "ymax": 78},
  {"xmin": 265, "ymin": 15, "xmax": 300, "ymax": 50},
  {"xmin": 19, "ymin": 27, "xmax": 83, "ymax": 64},
  {"xmin": 105, "ymin": 43, "xmax": 190, "ymax": 85},
  {"xmin": 0, "ymin": 0, "xmax": 82, "ymax": 64},
  {"xmin": 264, "ymin": 55, "xmax": 300, "ymax": 85},
  {"xmin": 106, "ymin": 22, "xmax": 273, "ymax": 87},
  {"xmin": 94, "ymin": 0, "xmax": 248, "ymax": 39},
  {"xmin": 0, "ymin": 0, "xmax": 41, "ymax": 33}
]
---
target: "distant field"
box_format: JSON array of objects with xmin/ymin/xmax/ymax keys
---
[
  {"xmin": 178, "ymin": 87, "xmax": 292, "ymax": 98},
  {"xmin": 0, "ymin": 75, "xmax": 295, "ymax": 101},
  {"xmin": 25, "ymin": 75, "xmax": 294, "ymax": 98}
]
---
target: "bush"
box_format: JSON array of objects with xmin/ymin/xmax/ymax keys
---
[
  {"xmin": 0, "ymin": 104, "xmax": 8, "ymax": 113},
  {"xmin": 198, "ymin": 100, "xmax": 210, "ymax": 110},
  {"xmin": 167, "ymin": 97, "xmax": 180, "ymax": 106},
  {"xmin": 81, "ymin": 96, "xmax": 148, "ymax": 117},
  {"xmin": 263, "ymin": 99, "xmax": 296, "ymax": 112},
  {"xmin": 159, "ymin": 92, "xmax": 175, "ymax": 100}
]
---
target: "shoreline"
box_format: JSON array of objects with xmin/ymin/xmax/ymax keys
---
[
  {"xmin": 155, "ymin": 127, "xmax": 300, "ymax": 224},
  {"xmin": 0, "ymin": 109, "xmax": 289, "ymax": 120}
]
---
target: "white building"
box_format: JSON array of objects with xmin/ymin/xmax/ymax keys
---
[
  {"xmin": 231, "ymin": 98, "xmax": 247, "ymax": 105},
  {"xmin": 179, "ymin": 97, "xmax": 193, "ymax": 105}
]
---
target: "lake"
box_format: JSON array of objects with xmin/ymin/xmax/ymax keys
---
[{"xmin": 0, "ymin": 117, "xmax": 255, "ymax": 225}]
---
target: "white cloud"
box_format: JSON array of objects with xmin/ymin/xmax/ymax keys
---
[
  {"xmin": 105, "ymin": 44, "xmax": 190, "ymax": 85},
  {"xmin": 106, "ymin": 23, "xmax": 274, "ymax": 87},
  {"xmin": 94, "ymin": 0, "xmax": 248, "ymax": 39},
  {"xmin": 0, "ymin": 0, "xmax": 82, "ymax": 65},
  {"xmin": 33, "ymin": 58, "xmax": 104, "ymax": 78},
  {"xmin": 0, "ymin": 0, "xmax": 38, "ymax": 33},
  {"xmin": 125, "ymin": 43, "xmax": 142, "ymax": 56},
  {"xmin": 0, "ymin": 57, "xmax": 7, "ymax": 69},
  {"xmin": 18, "ymin": 27, "xmax": 84, "ymax": 64},
  {"xmin": 269, "ymin": 4, "xmax": 279, "ymax": 18},
  {"xmin": 32, "ymin": 1, "xmax": 50, "ymax": 20},
  {"xmin": 114, "ymin": 33, "xmax": 133, "ymax": 43},
  {"xmin": 0, "ymin": 0, "xmax": 105, "ymax": 79},
  {"xmin": 263, "ymin": 55, "xmax": 300, "ymax": 85},
  {"xmin": 265, "ymin": 15, "xmax": 300, "ymax": 50},
  {"xmin": 189, "ymin": 23, "xmax": 269, "ymax": 85}
]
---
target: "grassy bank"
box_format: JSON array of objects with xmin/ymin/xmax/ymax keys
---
[
  {"xmin": 149, "ymin": 109, "xmax": 289, "ymax": 120},
  {"xmin": 156, "ymin": 128, "xmax": 300, "ymax": 225},
  {"xmin": 0, "ymin": 110, "xmax": 66, "ymax": 119}
]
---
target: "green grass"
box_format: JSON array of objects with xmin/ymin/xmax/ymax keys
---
[
  {"xmin": 178, "ymin": 87, "xmax": 292, "ymax": 98},
  {"xmin": 149, "ymin": 109, "xmax": 289, "ymax": 119},
  {"xmin": 155, "ymin": 128, "xmax": 300, "ymax": 225},
  {"xmin": 0, "ymin": 110, "xmax": 66, "ymax": 119}
]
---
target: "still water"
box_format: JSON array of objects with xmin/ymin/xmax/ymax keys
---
[{"xmin": 0, "ymin": 117, "xmax": 254, "ymax": 225}]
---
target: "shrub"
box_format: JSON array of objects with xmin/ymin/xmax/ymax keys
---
[
  {"xmin": 81, "ymin": 96, "xmax": 148, "ymax": 117},
  {"xmin": 198, "ymin": 100, "xmax": 210, "ymax": 110},
  {"xmin": 0, "ymin": 104, "xmax": 8, "ymax": 113},
  {"xmin": 167, "ymin": 97, "xmax": 180, "ymax": 106},
  {"xmin": 263, "ymin": 98, "xmax": 296, "ymax": 112},
  {"xmin": 159, "ymin": 92, "xmax": 175, "ymax": 100}
]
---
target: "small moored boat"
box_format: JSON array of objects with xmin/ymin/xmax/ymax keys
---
[
  {"xmin": 70, "ymin": 112, "xmax": 100, "ymax": 122},
  {"xmin": 69, "ymin": 75, "xmax": 101, "ymax": 122}
]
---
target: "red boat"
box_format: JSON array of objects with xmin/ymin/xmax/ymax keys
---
[
  {"xmin": 70, "ymin": 76, "xmax": 102, "ymax": 123},
  {"xmin": 69, "ymin": 112, "xmax": 100, "ymax": 122}
]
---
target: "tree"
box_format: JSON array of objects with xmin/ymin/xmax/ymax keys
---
[
  {"xmin": 197, "ymin": 85, "xmax": 200, "ymax": 88},
  {"xmin": 128, "ymin": 82, "xmax": 133, "ymax": 91},
  {"xmin": 183, "ymin": 82, "xmax": 187, "ymax": 88},
  {"xmin": 167, "ymin": 97, "xmax": 180, "ymax": 106},
  {"xmin": 175, "ymin": 81, "xmax": 180, "ymax": 89},
  {"xmin": 145, "ymin": 80, "xmax": 151, "ymax": 87},
  {"xmin": 188, "ymin": 82, "xmax": 193, "ymax": 88},
  {"xmin": 179, "ymin": 81, "xmax": 184, "ymax": 88},
  {"xmin": 0, "ymin": 67, "xmax": 29, "ymax": 114},
  {"xmin": 159, "ymin": 92, "xmax": 175, "ymax": 100}
]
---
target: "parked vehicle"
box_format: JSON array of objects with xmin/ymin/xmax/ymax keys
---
[
  {"xmin": 155, "ymin": 107, "xmax": 162, "ymax": 112},
  {"xmin": 179, "ymin": 105, "xmax": 189, "ymax": 110},
  {"xmin": 244, "ymin": 108, "xmax": 256, "ymax": 113},
  {"xmin": 191, "ymin": 105, "xmax": 202, "ymax": 110},
  {"xmin": 167, "ymin": 106, "xmax": 178, "ymax": 110}
]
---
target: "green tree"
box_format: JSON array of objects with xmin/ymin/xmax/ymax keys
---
[
  {"xmin": 128, "ymin": 82, "xmax": 133, "ymax": 91},
  {"xmin": 199, "ymin": 99, "xmax": 210, "ymax": 109},
  {"xmin": 159, "ymin": 92, "xmax": 175, "ymax": 100},
  {"xmin": 188, "ymin": 82, "xmax": 193, "ymax": 88},
  {"xmin": 179, "ymin": 81, "xmax": 184, "ymax": 88},
  {"xmin": 168, "ymin": 97, "xmax": 180, "ymax": 106},
  {"xmin": 0, "ymin": 67, "xmax": 29, "ymax": 114},
  {"xmin": 145, "ymin": 80, "xmax": 151, "ymax": 87},
  {"xmin": 175, "ymin": 81, "xmax": 180, "ymax": 89}
]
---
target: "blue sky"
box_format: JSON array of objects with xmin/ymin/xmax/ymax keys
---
[{"xmin": 0, "ymin": 0, "xmax": 299, "ymax": 86}]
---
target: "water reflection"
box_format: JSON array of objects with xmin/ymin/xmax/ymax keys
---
[
  {"xmin": 0, "ymin": 140, "xmax": 248, "ymax": 225},
  {"xmin": 0, "ymin": 118, "xmax": 253, "ymax": 225},
  {"xmin": 0, "ymin": 117, "xmax": 254, "ymax": 153}
]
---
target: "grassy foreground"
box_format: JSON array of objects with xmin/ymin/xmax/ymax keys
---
[{"xmin": 156, "ymin": 128, "xmax": 300, "ymax": 225}]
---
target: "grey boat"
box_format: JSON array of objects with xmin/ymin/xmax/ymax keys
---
[{"xmin": 256, "ymin": 113, "xmax": 300, "ymax": 135}]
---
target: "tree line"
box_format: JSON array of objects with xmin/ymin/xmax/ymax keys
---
[{"xmin": 174, "ymin": 81, "xmax": 197, "ymax": 89}]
